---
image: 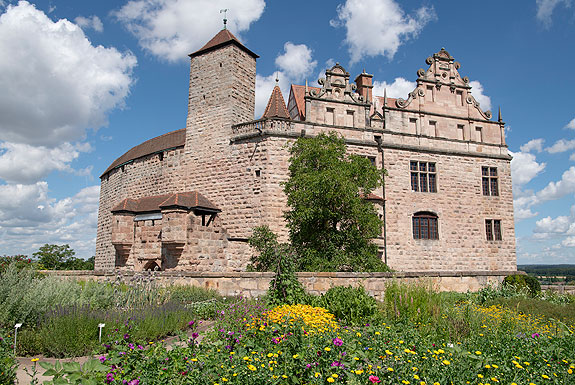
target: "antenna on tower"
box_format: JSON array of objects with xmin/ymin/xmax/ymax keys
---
[
  {"xmin": 220, "ymin": 9, "xmax": 228, "ymax": 29},
  {"xmin": 275, "ymin": 72, "xmax": 279, "ymax": 84}
]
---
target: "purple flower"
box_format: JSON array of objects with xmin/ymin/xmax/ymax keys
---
[
  {"xmin": 99, "ymin": 356, "xmax": 107, "ymax": 363},
  {"xmin": 188, "ymin": 321, "xmax": 195, "ymax": 327},
  {"xmin": 128, "ymin": 343, "xmax": 135, "ymax": 350},
  {"xmin": 331, "ymin": 361, "xmax": 341, "ymax": 367},
  {"xmin": 137, "ymin": 345, "xmax": 144, "ymax": 350},
  {"xmin": 123, "ymin": 334, "xmax": 130, "ymax": 340},
  {"xmin": 333, "ymin": 338, "xmax": 343, "ymax": 346},
  {"xmin": 106, "ymin": 372, "xmax": 115, "ymax": 383},
  {"xmin": 128, "ymin": 380, "xmax": 139, "ymax": 385},
  {"xmin": 191, "ymin": 332, "xmax": 199, "ymax": 339},
  {"xmin": 532, "ymin": 333, "xmax": 540, "ymax": 338}
]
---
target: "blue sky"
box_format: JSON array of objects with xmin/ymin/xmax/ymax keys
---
[{"xmin": 0, "ymin": 0, "xmax": 573, "ymax": 265}]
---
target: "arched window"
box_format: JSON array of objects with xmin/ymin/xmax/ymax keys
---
[{"xmin": 412, "ymin": 212, "xmax": 439, "ymax": 240}]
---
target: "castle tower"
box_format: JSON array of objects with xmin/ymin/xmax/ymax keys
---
[{"xmin": 186, "ymin": 28, "xmax": 258, "ymax": 155}]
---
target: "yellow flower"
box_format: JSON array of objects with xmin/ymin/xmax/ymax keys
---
[
  {"xmin": 247, "ymin": 364, "xmax": 256, "ymax": 371},
  {"xmin": 31, "ymin": 358, "xmax": 39, "ymax": 362},
  {"xmin": 542, "ymin": 374, "xmax": 549, "ymax": 379},
  {"xmin": 475, "ymin": 351, "xmax": 482, "ymax": 355},
  {"xmin": 327, "ymin": 378, "xmax": 335, "ymax": 383},
  {"xmin": 442, "ymin": 360, "xmax": 450, "ymax": 365},
  {"xmin": 478, "ymin": 374, "xmax": 484, "ymax": 379},
  {"xmin": 325, "ymin": 347, "xmax": 331, "ymax": 352},
  {"xmin": 332, "ymin": 374, "xmax": 338, "ymax": 378},
  {"xmin": 292, "ymin": 354, "xmax": 299, "ymax": 359},
  {"xmin": 221, "ymin": 378, "xmax": 228, "ymax": 382},
  {"xmin": 314, "ymin": 372, "xmax": 321, "ymax": 378},
  {"xmin": 282, "ymin": 375, "xmax": 287, "ymax": 378},
  {"xmin": 387, "ymin": 367, "xmax": 394, "ymax": 372}
]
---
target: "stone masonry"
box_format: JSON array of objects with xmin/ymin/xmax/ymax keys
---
[{"xmin": 95, "ymin": 30, "xmax": 516, "ymax": 273}]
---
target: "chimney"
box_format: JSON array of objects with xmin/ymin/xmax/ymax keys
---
[{"xmin": 354, "ymin": 71, "xmax": 373, "ymax": 103}]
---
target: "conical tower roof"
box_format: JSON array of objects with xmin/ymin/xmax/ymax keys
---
[
  {"xmin": 189, "ymin": 29, "xmax": 258, "ymax": 58},
  {"xmin": 262, "ymin": 84, "xmax": 289, "ymax": 119}
]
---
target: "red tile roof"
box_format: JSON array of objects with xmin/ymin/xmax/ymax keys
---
[
  {"xmin": 289, "ymin": 84, "xmax": 320, "ymax": 121},
  {"xmin": 101, "ymin": 129, "xmax": 186, "ymax": 178},
  {"xmin": 262, "ymin": 85, "xmax": 289, "ymax": 119},
  {"xmin": 189, "ymin": 29, "xmax": 259, "ymax": 58},
  {"xmin": 112, "ymin": 192, "xmax": 220, "ymax": 214}
]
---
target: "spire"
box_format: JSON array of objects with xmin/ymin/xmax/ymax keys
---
[
  {"xmin": 262, "ymin": 83, "xmax": 289, "ymax": 119},
  {"xmin": 498, "ymin": 106, "xmax": 502, "ymax": 123}
]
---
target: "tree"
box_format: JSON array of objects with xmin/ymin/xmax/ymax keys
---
[
  {"xmin": 33, "ymin": 244, "xmax": 75, "ymax": 270},
  {"xmin": 283, "ymin": 132, "xmax": 388, "ymax": 272}
]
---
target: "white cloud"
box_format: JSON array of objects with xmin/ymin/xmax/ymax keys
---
[
  {"xmin": 0, "ymin": 1, "xmax": 137, "ymax": 147},
  {"xmin": 565, "ymin": 118, "xmax": 575, "ymax": 130},
  {"xmin": 536, "ymin": 0, "xmax": 572, "ymax": 27},
  {"xmin": 275, "ymin": 42, "xmax": 317, "ymax": 80},
  {"xmin": 0, "ymin": 184, "xmax": 100, "ymax": 257},
  {"xmin": 114, "ymin": 0, "xmax": 265, "ymax": 62},
  {"xmin": 534, "ymin": 215, "xmax": 572, "ymax": 234},
  {"xmin": 0, "ymin": 142, "xmax": 92, "ymax": 184},
  {"xmin": 546, "ymin": 138, "xmax": 575, "ymax": 153},
  {"xmin": 520, "ymin": 138, "xmax": 544, "ymax": 153},
  {"xmin": 570, "ymin": 153, "xmax": 575, "ymax": 161},
  {"xmin": 469, "ymin": 80, "xmax": 492, "ymax": 112},
  {"xmin": 536, "ymin": 166, "xmax": 575, "ymax": 202},
  {"xmin": 255, "ymin": 42, "xmax": 317, "ymax": 118},
  {"xmin": 74, "ymin": 15, "xmax": 103, "ymax": 32},
  {"xmin": 372, "ymin": 77, "xmax": 416, "ymax": 99},
  {"xmin": 510, "ymin": 151, "xmax": 546, "ymax": 190},
  {"xmin": 331, "ymin": 0, "xmax": 435, "ymax": 64}
]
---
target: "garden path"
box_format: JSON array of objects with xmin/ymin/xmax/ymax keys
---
[{"xmin": 15, "ymin": 320, "xmax": 214, "ymax": 385}]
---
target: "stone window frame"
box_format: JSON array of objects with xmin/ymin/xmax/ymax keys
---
[
  {"xmin": 410, "ymin": 161, "xmax": 437, "ymax": 193},
  {"xmin": 485, "ymin": 219, "xmax": 502, "ymax": 241},
  {"xmin": 412, "ymin": 211, "xmax": 439, "ymax": 240},
  {"xmin": 482, "ymin": 166, "xmax": 499, "ymax": 196}
]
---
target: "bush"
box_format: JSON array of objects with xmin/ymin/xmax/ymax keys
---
[
  {"xmin": 0, "ymin": 333, "xmax": 16, "ymax": 385},
  {"xmin": 315, "ymin": 285, "xmax": 381, "ymax": 326},
  {"xmin": 504, "ymin": 274, "xmax": 541, "ymax": 297},
  {"xmin": 382, "ymin": 280, "xmax": 442, "ymax": 324}
]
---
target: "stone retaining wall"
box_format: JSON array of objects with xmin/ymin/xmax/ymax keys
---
[{"xmin": 42, "ymin": 270, "xmax": 520, "ymax": 300}]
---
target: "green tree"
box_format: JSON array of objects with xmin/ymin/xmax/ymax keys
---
[
  {"xmin": 33, "ymin": 244, "xmax": 75, "ymax": 270},
  {"xmin": 283, "ymin": 132, "xmax": 388, "ymax": 272}
]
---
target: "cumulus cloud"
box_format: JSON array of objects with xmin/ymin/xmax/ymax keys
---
[
  {"xmin": 114, "ymin": 0, "xmax": 265, "ymax": 62},
  {"xmin": 546, "ymin": 138, "xmax": 575, "ymax": 153},
  {"xmin": 372, "ymin": 78, "xmax": 416, "ymax": 99},
  {"xmin": 536, "ymin": 0, "xmax": 572, "ymax": 27},
  {"xmin": 74, "ymin": 15, "xmax": 103, "ymax": 32},
  {"xmin": 565, "ymin": 118, "xmax": 575, "ymax": 130},
  {"xmin": 331, "ymin": 0, "xmax": 436, "ymax": 64},
  {"xmin": 520, "ymin": 138, "xmax": 544, "ymax": 153},
  {"xmin": 0, "ymin": 142, "xmax": 92, "ymax": 184},
  {"xmin": 275, "ymin": 43, "xmax": 317, "ymax": 80},
  {"xmin": 0, "ymin": 184, "xmax": 100, "ymax": 257},
  {"xmin": 255, "ymin": 42, "xmax": 317, "ymax": 118},
  {"xmin": 469, "ymin": 80, "xmax": 492, "ymax": 112},
  {"xmin": 0, "ymin": 1, "xmax": 137, "ymax": 147},
  {"xmin": 510, "ymin": 150, "xmax": 546, "ymax": 190},
  {"xmin": 534, "ymin": 215, "xmax": 572, "ymax": 234},
  {"xmin": 536, "ymin": 166, "xmax": 575, "ymax": 202}
]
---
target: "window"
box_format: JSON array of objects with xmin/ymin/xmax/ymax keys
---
[
  {"xmin": 475, "ymin": 126, "xmax": 483, "ymax": 142},
  {"xmin": 482, "ymin": 166, "xmax": 498, "ymax": 196},
  {"xmin": 326, "ymin": 108, "xmax": 334, "ymax": 125},
  {"xmin": 429, "ymin": 120, "xmax": 438, "ymax": 137},
  {"xmin": 457, "ymin": 124, "xmax": 465, "ymax": 140},
  {"xmin": 413, "ymin": 212, "xmax": 439, "ymax": 240},
  {"xmin": 456, "ymin": 90, "xmax": 464, "ymax": 106},
  {"xmin": 425, "ymin": 86, "xmax": 434, "ymax": 103},
  {"xmin": 410, "ymin": 161, "xmax": 437, "ymax": 192},
  {"xmin": 485, "ymin": 219, "xmax": 502, "ymax": 241},
  {"xmin": 409, "ymin": 118, "xmax": 417, "ymax": 134},
  {"xmin": 346, "ymin": 110, "xmax": 355, "ymax": 127}
]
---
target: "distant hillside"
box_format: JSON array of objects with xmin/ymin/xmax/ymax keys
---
[{"xmin": 518, "ymin": 264, "xmax": 575, "ymax": 277}]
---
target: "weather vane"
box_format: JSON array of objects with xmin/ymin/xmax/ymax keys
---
[{"xmin": 220, "ymin": 9, "xmax": 228, "ymax": 29}]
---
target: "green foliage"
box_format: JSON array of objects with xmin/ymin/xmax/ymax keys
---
[
  {"xmin": 0, "ymin": 255, "xmax": 33, "ymax": 274},
  {"xmin": 315, "ymin": 285, "xmax": 381, "ymax": 326},
  {"xmin": 0, "ymin": 333, "xmax": 17, "ymax": 385},
  {"xmin": 40, "ymin": 358, "xmax": 108, "ymax": 385},
  {"xmin": 34, "ymin": 244, "xmax": 75, "ymax": 269},
  {"xmin": 267, "ymin": 248, "xmax": 308, "ymax": 307},
  {"xmin": 382, "ymin": 280, "xmax": 442, "ymax": 324},
  {"xmin": 283, "ymin": 132, "xmax": 388, "ymax": 272},
  {"xmin": 247, "ymin": 225, "xmax": 290, "ymax": 272},
  {"xmin": 504, "ymin": 274, "xmax": 541, "ymax": 297}
]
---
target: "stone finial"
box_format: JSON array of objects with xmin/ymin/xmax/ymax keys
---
[{"xmin": 498, "ymin": 106, "xmax": 502, "ymax": 123}]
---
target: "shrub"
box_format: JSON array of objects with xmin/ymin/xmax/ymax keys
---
[
  {"xmin": 382, "ymin": 280, "xmax": 442, "ymax": 324},
  {"xmin": 315, "ymin": 285, "xmax": 381, "ymax": 326},
  {"xmin": 0, "ymin": 333, "xmax": 16, "ymax": 385},
  {"xmin": 504, "ymin": 274, "xmax": 541, "ymax": 297}
]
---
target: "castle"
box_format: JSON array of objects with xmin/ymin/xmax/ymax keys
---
[{"xmin": 95, "ymin": 28, "xmax": 516, "ymax": 273}]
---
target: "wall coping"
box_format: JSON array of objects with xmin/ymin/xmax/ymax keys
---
[{"xmin": 40, "ymin": 270, "xmax": 522, "ymax": 278}]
